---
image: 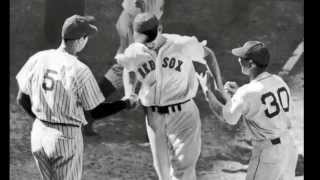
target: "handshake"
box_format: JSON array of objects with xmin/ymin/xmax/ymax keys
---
[{"xmin": 122, "ymin": 93, "xmax": 140, "ymax": 109}]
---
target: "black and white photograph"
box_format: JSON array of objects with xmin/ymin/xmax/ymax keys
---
[{"xmin": 10, "ymin": 0, "xmax": 304, "ymax": 179}]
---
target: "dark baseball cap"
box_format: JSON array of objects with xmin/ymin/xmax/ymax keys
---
[
  {"xmin": 62, "ymin": 15, "xmax": 98, "ymax": 40},
  {"xmin": 133, "ymin": 13, "xmax": 159, "ymax": 33},
  {"xmin": 231, "ymin": 41, "xmax": 270, "ymax": 67}
]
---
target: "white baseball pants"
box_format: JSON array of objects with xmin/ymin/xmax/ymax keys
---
[
  {"xmin": 145, "ymin": 99, "xmax": 201, "ymax": 180},
  {"xmin": 31, "ymin": 119, "xmax": 83, "ymax": 180},
  {"xmin": 246, "ymin": 132, "xmax": 298, "ymax": 180}
]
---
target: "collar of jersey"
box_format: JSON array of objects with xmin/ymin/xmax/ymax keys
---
[
  {"xmin": 152, "ymin": 35, "xmax": 168, "ymax": 53},
  {"xmin": 254, "ymin": 72, "xmax": 272, "ymax": 82}
]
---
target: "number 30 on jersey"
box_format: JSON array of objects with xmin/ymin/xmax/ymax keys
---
[{"xmin": 261, "ymin": 87, "xmax": 290, "ymax": 118}]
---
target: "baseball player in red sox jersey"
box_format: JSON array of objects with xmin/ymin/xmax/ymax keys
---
[
  {"xmin": 197, "ymin": 41, "xmax": 298, "ymax": 180},
  {"xmin": 116, "ymin": 13, "xmax": 218, "ymax": 180},
  {"xmin": 16, "ymin": 15, "xmax": 137, "ymax": 180}
]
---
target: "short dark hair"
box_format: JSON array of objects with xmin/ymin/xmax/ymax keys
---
[
  {"xmin": 245, "ymin": 44, "xmax": 270, "ymax": 68},
  {"xmin": 140, "ymin": 26, "xmax": 158, "ymax": 43},
  {"xmin": 133, "ymin": 13, "xmax": 159, "ymax": 43}
]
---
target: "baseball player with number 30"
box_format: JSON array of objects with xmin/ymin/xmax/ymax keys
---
[{"xmin": 197, "ymin": 41, "xmax": 298, "ymax": 180}]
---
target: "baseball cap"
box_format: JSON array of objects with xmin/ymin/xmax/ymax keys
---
[
  {"xmin": 231, "ymin": 41, "xmax": 270, "ymax": 67},
  {"xmin": 133, "ymin": 13, "xmax": 159, "ymax": 33},
  {"xmin": 61, "ymin": 15, "xmax": 98, "ymax": 40}
]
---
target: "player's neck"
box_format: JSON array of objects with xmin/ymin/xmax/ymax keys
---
[
  {"xmin": 249, "ymin": 69, "xmax": 265, "ymax": 81},
  {"xmin": 152, "ymin": 35, "xmax": 167, "ymax": 52},
  {"xmin": 57, "ymin": 42, "xmax": 77, "ymax": 55}
]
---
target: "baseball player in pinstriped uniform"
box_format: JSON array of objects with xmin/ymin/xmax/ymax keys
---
[
  {"xmin": 16, "ymin": 15, "xmax": 137, "ymax": 180},
  {"xmin": 116, "ymin": 13, "xmax": 220, "ymax": 180},
  {"xmin": 197, "ymin": 41, "xmax": 298, "ymax": 180},
  {"xmin": 83, "ymin": 0, "xmax": 165, "ymax": 135}
]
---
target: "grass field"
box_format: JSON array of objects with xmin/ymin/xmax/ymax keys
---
[{"xmin": 10, "ymin": 0, "xmax": 303, "ymax": 179}]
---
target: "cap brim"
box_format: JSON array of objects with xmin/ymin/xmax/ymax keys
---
[
  {"xmin": 231, "ymin": 47, "xmax": 247, "ymax": 57},
  {"xmin": 84, "ymin": 16, "xmax": 96, "ymax": 23},
  {"xmin": 86, "ymin": 24, "xmax": 98, "ymax": 36}
]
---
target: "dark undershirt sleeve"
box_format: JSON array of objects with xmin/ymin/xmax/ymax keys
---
[
  {"xmin": 98, "ymin": 76, "xmax": 117, "ymax": 98},
  {"xmin": 16, "ymin": 91, "xmax": 36, "ymax": 119},
  {"xmin": 89, "ymin": 100, "xmax": 129, "ymax": 119}
]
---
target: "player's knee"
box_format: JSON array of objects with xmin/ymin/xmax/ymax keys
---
[
  {"xmin": 170, "ymin": 155, "xmax": 195, "ymax": 178},
  {"xmin": 171, "ymin": 165, "xmax": 194, "ymax": 179}
]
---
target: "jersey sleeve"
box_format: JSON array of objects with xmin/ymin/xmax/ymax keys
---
[
  {"xmin": 222, "ymin": 86, "xmax": 250, "ymax": 125},
  {"xmin": 183, "ymin": 36, "xmax": 206, "ymax": 64},
  {"xmin": 16, "ymin": 54, "xmax": 39, "ymax": 95},
  {"xmin": 116, "ymin": 42, "xmax": 152, "ymax": 71},
  {"xmin": 77, "ymin": 67, "xmax": 106, "ymax": 111}
]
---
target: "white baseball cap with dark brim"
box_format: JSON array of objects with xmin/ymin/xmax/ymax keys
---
[
  {"xmin": 62, "ymin": 15, "xmax": 98, "ymax": 40},
  {"xmin": 231, "ymin": 41, "xmax": 263, "ymax": 57},
  {"xmin": 231, "ymin": 41, "xmax": 270, "ymax": 67}
]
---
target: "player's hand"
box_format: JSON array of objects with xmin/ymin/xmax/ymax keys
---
[
  {"xmin": 224, "ymin": 81, "xmax": 238, "ymax": 96},
  {"xmin": 123, "ymin": 94, "xmax": 140, "ymax": 109}
]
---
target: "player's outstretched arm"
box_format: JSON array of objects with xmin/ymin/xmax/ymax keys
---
[
  {"xmin": 123, "ymin": 70, "xmax": 142, "ymax": 110},
  {"xmin": 16, "ymin": 90, "xmax": 36, "ymax": 119},
  {"xmin": 197, "ymin": 73, "xmax": 224, "ymax": 117},
  {"xmin": 197, "ymin": 73, "xmax": 243, "ymax": 125},
  {"xmin": 123, "ymin": 68, "xmax": 138, "ymax": 97},
  {"xmin": 203, "ymin": 47, "xmax": 224, "ymax": 90},
  {"xmin": 88, "ymin": 97, "xmax": 135, "ymax": 120}
]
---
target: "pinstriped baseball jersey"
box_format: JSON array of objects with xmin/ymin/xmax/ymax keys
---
[
  {"xmin": 16, "ymin": 49, "xmax": 105, "ymax": 126},
  {"xmin": 223, "ymin": 72, "xmax": 293, "ymax": 140},
  {"xmin": 116, "ymin": 34, "xmax": 207, "ymax": 106},
  {"xmin": 122, "ymin": 0, "xmax": 164, "ymax": 19}
]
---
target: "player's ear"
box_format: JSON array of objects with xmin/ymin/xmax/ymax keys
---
[
  {"xmin": 158, "ymin": 24, "xmax": 163, "ymax": 33},
  {"xmin": 248, "ymin": 59, "xmax": 255, "ymax": 68}
]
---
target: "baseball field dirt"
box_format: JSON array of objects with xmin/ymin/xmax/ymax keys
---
[{"xmin": 10, "ymin": 0, "xmax": 304, "ymax": 179}]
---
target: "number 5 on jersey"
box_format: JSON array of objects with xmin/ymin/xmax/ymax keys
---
[
  {"xmin": 42, "ymin": 69, "xmax": 58, "ymax": 92},
  {"xmin": 261, "ymin": 87, "xmax": 290, "ymax": 118}
]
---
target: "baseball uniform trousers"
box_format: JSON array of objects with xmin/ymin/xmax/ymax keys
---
[
  {"xmin": 31, "ymin": 119, "xmax": 83, "ymax": 180},
  {"xmin": 145, "ymin": 99, "xmax": 201, "ymax": 180},
  {"xmin": 246, "ymin": 132, "xmax": 298, "ymax": 180}
]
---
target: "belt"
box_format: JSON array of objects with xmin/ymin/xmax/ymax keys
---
[
  {"xmin": 270, "ymin": 137, "xmax": 281, "ymax": 145},
  {"xmin": 39, "ymin": 119, "xmax": 80, "ymax": 128},
  {"xmin": 252, "ymin": 137, "xmax": 281, "ymax": 148},
  {"xmin": 148, "ymin": 99, "xmax": 191, "ymax": 114}
]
